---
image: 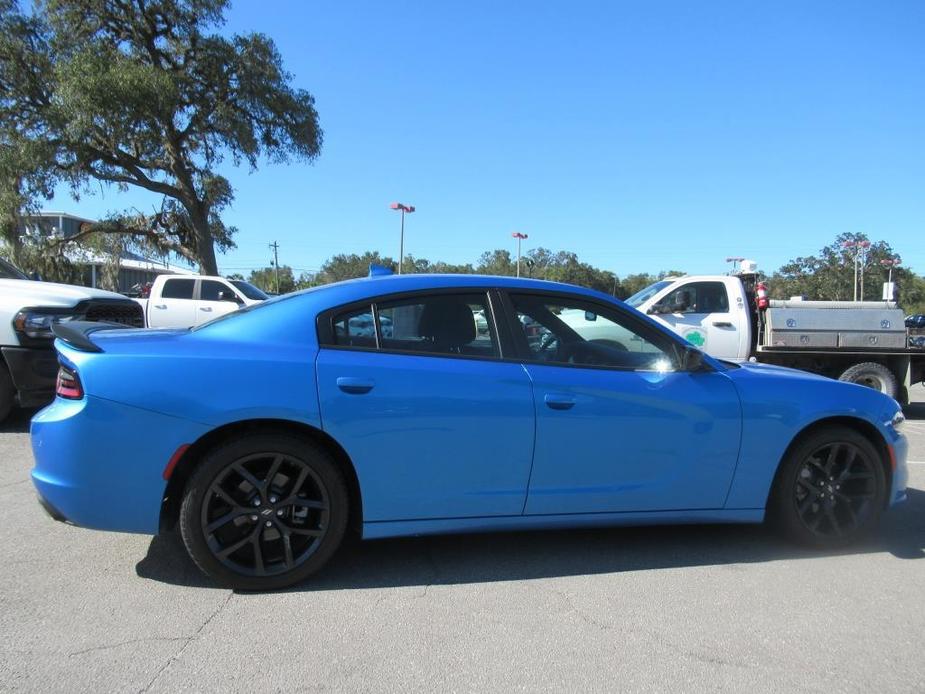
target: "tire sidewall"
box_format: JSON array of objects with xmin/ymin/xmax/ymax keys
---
[
  {"xmin": 179, "ymin": 434, "xmax": 349, "ymax": 590},
  {"xmin": 771, "ymin": 427, "xmax": 887, "ymax": 548}
]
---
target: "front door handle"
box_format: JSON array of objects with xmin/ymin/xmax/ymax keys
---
[
  {"xmin": 337, "ymin": 377, "xmax": 375, "ymax": 394},
  {"xmin": 712, "ymin": 321, "xmax": 733, "ymax": 328},
  {"xmin": 544, "ymin": 393, "xmax": 576, "ymax": 410},
  {"xmin": 200, "ymin": 306, "xmax": 213, "ymax": 312},
  {"xmin": 154, "ymin": 304, "xmax": 167, "ymax": 310}
]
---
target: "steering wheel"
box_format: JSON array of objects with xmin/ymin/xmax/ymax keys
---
[{"xmin": 536, "ymin": 332, "xmax": 558, "ymax": 355}]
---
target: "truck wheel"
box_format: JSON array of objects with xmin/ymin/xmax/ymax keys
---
[
  {"xmin": 838, "ymin": 362, "xmax": 897, "ymax": 398},
  {"xmin": 0, "ymin": 364, "xmax": 13, "ymax": 424}
]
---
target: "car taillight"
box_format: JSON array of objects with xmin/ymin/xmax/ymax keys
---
[{"xmin": 56, "ymin": 364, "xmax": 84, "ymax": 400}]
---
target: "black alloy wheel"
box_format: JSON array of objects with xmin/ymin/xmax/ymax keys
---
[
  {"xmin": 772, "ymin": 427, "xmax": 886, "ymax": 547},
  {"xmin": 180, "ymin": 435, "xmax": 348, "ymax": 590}
]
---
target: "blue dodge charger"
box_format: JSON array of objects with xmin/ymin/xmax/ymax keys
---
[{"xmin": 31, "ymin": 273, "xmax": 909, "ymax": 589}]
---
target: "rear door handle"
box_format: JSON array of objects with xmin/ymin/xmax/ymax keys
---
[
  {"xmin": 337, "ymin": 377, "xmax": 375, "ymax": 394},
  {"xmin": 544, "ymin": 393, "xmax": 576, "ymax": 410},
  {"xmin": 200, "ymin": 306, "xmax": 213, "ymax": 312},
  {"xmin": 712, "ymin": 321, "xmax": 733, "ymax": 328},
  {"xmin": 154, "ymin": 304, "xmax": 167, "ymax": 310}
]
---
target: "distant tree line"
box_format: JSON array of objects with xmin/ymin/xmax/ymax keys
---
[{"xmin": 235, "ymin": 233, "xmax": 925, "ymax": 314}]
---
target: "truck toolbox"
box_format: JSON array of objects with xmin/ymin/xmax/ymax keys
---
[{"xmin": 764, "ymin": 304, "xmax": 907, "ymax": 350}]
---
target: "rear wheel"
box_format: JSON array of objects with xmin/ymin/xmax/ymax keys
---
[
  {"xmin": 771, "ymin": 427, "xmax": 886, "ymax": 548},
  {"xmin": 179, "ymin": 434, "xmax": 348, "ymax": 590},
  {"xmin": 838, "ymin": 362, "xmax": 897, "ymax": 399}
]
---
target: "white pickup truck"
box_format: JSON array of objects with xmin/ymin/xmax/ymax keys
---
[
  {"xmin": 621, "ymin": 265, "xmax": 925, "ymax": 403},
  {"xmin": 137, "ymin": 274, "xmax": 268, "ymax": 328},
  {"xmin": 0, "ymin": 257, "xmax": 144, "ymax": 422}
]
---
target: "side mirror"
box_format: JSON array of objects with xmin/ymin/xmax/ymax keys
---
[
  {"xmin": 218, "ymin": 290, "xmax": 241, "ymax": 303},
  {"xmin": 682, "ymin": 345, "xmax": 705, "ymax": 372}
]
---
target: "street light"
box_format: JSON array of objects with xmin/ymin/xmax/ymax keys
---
[
  {"xmin": 512, "ymin": 232, "xmax": 528, "ymax": 277},
  {"xmin": 843, "ymin": 239, "xmax": 871, "ymax": 301},
  {"xmin": 389, "ymin": 202, "xmax": 415, "ymax": 275},
  {"xmin": 880, "ymin": 257, "xmax": 901, "ymax": 300}
]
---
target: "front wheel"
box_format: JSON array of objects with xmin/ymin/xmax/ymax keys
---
[
  {"xmin": 179, "ymin": 434, "xmax": 349, "ymax": 590},
  {"xmin": 770, "ymin": 427, "xmax": 886, "ymax": 548}
]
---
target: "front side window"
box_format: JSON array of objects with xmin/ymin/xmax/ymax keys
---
[
  {"xmin": 377, "ymin": 293, "xmax": 498, "ymax": 358},
  {"xmin": 652, "ymin": 282, "xmax": 729, "ymax": 315},
  {"xmin": 511, "ymin": 294, "xmax": 678, "ymax": 371},
  {"xmin": 200, "ymin": 280, "xmax": 235, "ymax": 302},
  {"xmin": 161, "ymin": 278, "xmax": 195, "ymax": 299}
]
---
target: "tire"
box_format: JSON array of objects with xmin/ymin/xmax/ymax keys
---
[
  {"xmin": 0, "ymin": 364, "xmax": 14, "ymax": 424},
  {"xmin": 770, "ymin": 426, "xmax": 887, "ymax": 548},
  {"xmin": 838, "ymin": 362, "xmax": 897, "ymax": 398},
  {"xmin": 179, "ymin": 434, "xmax": 349, "ymax": 590}
]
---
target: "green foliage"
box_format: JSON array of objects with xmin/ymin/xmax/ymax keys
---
[
  {"xmin": 1, "ymin": 0, "xmax": 322, "ymax": 273},
  {"xmin": 771, "ymin": 232, "xmax": 924, "ymax": 310},
  {"xmin": 248, "ymin": 265, "xmax": 296, "ymax": 294},
  {"xmin": 319, "ymin": 251, "xmax": 398, "ymax": 283}
]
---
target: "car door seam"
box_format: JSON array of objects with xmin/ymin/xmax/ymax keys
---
[{"xmin": 519, "ymin": 362, "xmax": 538, "ymax": 516}]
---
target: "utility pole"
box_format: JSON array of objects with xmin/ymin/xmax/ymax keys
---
[{"xmin": 269, "ymin": 241, "xmax": 280, "ymax": 294}]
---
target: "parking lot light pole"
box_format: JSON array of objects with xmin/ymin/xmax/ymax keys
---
[
  {"xmin": 389, "ymin": 202, "xmax": 415, "ymax": 275},
  {"xmin": 843, "ymin": 239, "xmax": 871, "ymax": 301},
  {"xmin": 512, "ymin": 232, "xmax": 528, "ymax": 277}
]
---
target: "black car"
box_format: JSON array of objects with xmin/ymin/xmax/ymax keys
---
[{"xmin": 905, "ymin": 314, "xmax": 925, "ymax": 329}]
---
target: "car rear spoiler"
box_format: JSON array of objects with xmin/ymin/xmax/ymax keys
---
[{"xmin": 52, "ymin": 321, "xmax": 128, "ymax": 353}]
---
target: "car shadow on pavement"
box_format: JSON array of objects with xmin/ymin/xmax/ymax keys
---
[
  {"xmin": 904, "ymin": 400, "xmax": 925, "ymax": 421},
  {"xmin": 136, "ymin": 487, "xmax": 925, "ymax": 592}
]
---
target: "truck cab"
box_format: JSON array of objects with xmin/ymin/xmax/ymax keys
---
[
  {"xmin": 626, "ymin": 275, "xmax": 754, "ymax": 361},
  {"xmin": 141, "ymin": 275, "xmax": 268, "ymax": 328}
]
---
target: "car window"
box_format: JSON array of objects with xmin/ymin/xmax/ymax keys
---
[
  {"xmin": 377, "ymin": 293, "xmax": 498, "ymax": 358},
  {"xmin": 161, "ymin": 278, "xmax": 195, "ymax": 300},
  {"xmin": 511, "ymin": 294, "xmax": 678, "ymax": 371},
  {"xmin": 230, "ymin": 280, "xmax": 269, "ymax": 300},
  {"xmin": 333, "ymin": 306, "xmax": 377, "ymax": 348},
  {"xmin": 201, "ymin": 280, "xmax": 233, "ymax": 302},
  {"xmin": 653, "ymin": 281, "xmax": 729, "ymax": 315}
]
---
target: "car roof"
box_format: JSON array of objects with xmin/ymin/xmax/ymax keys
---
[{"xmin": 290, "ymin": 273, "xmax": 618, "ymax": 307}]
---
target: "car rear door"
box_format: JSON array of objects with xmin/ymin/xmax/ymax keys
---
[
  {"xmin": 505, "ymin": 291, "xmax": 742, "ymax": 515},
  {"xmin": 148, "ymin": 277, "xmax": 197, "ymax": 328},
  {"xmin": 315, "ymin": 290, "xmax": 536, "ymax": 522}
]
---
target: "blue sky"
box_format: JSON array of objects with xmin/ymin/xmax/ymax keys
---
[{"xmin": 49, "ymin": 0, "xmax": 925, "ymax": 278}]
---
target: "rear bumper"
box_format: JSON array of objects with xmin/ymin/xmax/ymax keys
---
[
  {"xmin": 1, "ymin": 346, "xmax": 57, "ymax": 408},
  {"xmin": 31, "ymin": 395, "xmax": 210, "ymax": 534}
]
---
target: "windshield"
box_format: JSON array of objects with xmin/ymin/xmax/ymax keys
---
[
  {"xmin": 230, "ymin": 280, "xmax": 270, "ymax": 301},
  {"xmin": 625, "ymin": 280, "xmax": 674, "ymax": 308},
  {"xmin": 0, "ymin": 257, "xmax": 29, "ymax": 280}
]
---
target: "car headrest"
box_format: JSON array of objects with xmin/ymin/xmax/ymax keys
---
[{"xmin": 418, "ymin": 299, "xmax": 476, "ymax": 349}]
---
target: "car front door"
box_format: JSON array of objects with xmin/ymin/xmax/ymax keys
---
[
  {"xmin": 649, "ymin": 281, "xmax": 740, "ymax": 360},
  {"xmin": 148, "ymin": 277, "xmax": 197, "ymax": 328},
  {"xmin": 315, "ymin": 291, "xmax": 536, "ymax": 522},
  {"xmin": 196, "ymin": 279, "xmax": 242, "ymax": 326},
  {"xmin": 506, "ymin": 292, "xmax": 742, "ymax": 515}
]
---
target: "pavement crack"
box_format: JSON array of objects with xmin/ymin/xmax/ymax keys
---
[
  {"xmin": 138, "ymin": 591, "xmax": 233, "ymax": 693},
  {"xmin": 70, "ymin": 637, "xmax": 190, "ymax": 657}
]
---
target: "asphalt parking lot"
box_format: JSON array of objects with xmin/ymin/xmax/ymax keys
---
[{"xmin": 1, "ymin": 388, "xmax": 924, "ymax": 693}]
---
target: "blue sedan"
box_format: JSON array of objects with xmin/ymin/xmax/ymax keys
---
[{"xmin": 31, "ymin": 274, "xmax": 909, "ymax": 589}]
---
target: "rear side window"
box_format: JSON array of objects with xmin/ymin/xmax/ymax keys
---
[
  {"xmin": 326, "ymin": 293, "xmax": 499, "ymax": 359},
  {"xmin": 161, "ymin": 278, "xmax": 195, "ymax": 299},
  {"xmin": 333, "ymin": 306, "xmax": 377, "ymax": 348},
  {"xmin": 377, "ymin": 294, "xmax": 497, "ymax": 358}
]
